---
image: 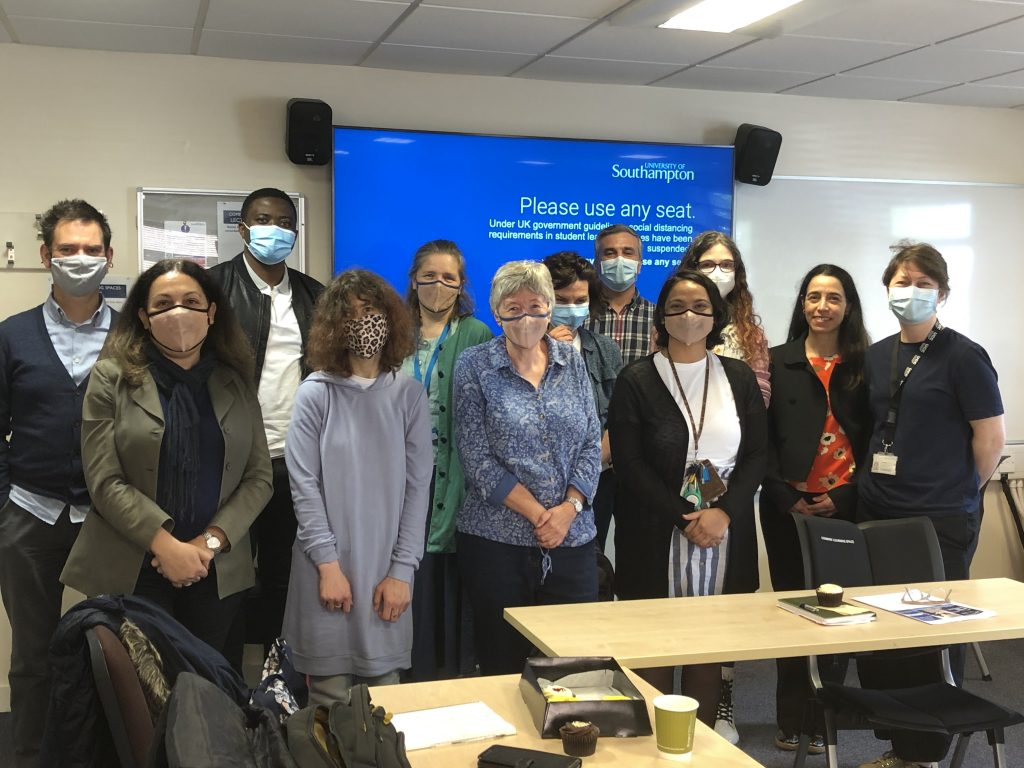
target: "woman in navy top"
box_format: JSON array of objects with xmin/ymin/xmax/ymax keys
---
[{"xmin": 454, "ymin": 260, "xmax": 601, "ymax": 675}]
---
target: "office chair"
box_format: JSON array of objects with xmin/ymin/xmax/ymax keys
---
[
  {"xmin": 86, "ymin": 625, "xmax": 156, "ymax": 768},
  {"xmin": 789, "ymin": 514, "xmax": 1023, "ymax": 768}
]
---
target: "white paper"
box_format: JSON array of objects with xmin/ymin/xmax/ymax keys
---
[
  {"xmin": 853, "ymin": 591, "xmax": 994, "ymax": 624},
  {"xmin": 390, "ymin": 701, "xmax": 517, "ymax": 751}
]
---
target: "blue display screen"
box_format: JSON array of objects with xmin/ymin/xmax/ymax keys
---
[{"xmin": 332, "ymin": 126, "xmax": 734, "ymax": 326}]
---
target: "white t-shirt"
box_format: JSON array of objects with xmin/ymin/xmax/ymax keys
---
[
  {"xmin": 653, "ymin": 351, "xmax": 740, "ymax": 476},
  {"xmin": 244, "ymin": 258, "xmax": 303, "ymax": 458}
]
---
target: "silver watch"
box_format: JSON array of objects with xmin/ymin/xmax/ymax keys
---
[
  {"xmin": 203, "ymin": 530, "xmax": 222, "ymax": 554},
  {"xmin": 565, "ymin": 496, "xmax": 584, "ymax": 514}
]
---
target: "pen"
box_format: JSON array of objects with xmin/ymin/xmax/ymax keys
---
[{"xmin": 800, "ymin": 603, "xmax": 821, "ymax": 613}]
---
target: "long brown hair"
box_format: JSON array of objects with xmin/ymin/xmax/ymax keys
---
[
  {"xmin": 307, "ymin": 269, "xmax": 415, "ymax": 377},
  {"xmin": 103, "ymin": 259, "xmax": 253, "ymax": 387},
  {"xmin": 678, "ymin": 231, "xmax": 767, "ymax": 369}
]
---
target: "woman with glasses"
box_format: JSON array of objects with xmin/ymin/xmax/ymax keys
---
[
  {"xmin": 454, "ymin": 260, "xmax": 601, "ymax": 675},
  {"xmin": 401, "ymin": 240, "xmax": 492, "ymax": 682},
  {"xmin": 761, "ymin": 264, "xmax": 869, "ymax": 754},
  {"xmin": 608, "ymin": 270, "xmax": 766, "ymax": 725}
]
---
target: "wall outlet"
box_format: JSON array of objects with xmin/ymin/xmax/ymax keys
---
[{"xmin": 999, "ymin": 444, "xmax": 1024, "ymax": 479}]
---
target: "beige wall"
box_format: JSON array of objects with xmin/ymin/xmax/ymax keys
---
[{"xmin": 3, "ymin": 43, "xmax": 1024, "ymax": 709}]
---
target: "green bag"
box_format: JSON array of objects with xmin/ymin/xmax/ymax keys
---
[{"xmin": 286, "ymin": 684, "xmax": 411, "ymax": 768}]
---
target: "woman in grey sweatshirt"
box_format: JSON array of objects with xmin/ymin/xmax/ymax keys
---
[{"xmin": 282, "ymin": 270, "xmax": 433, "ymax": 704}]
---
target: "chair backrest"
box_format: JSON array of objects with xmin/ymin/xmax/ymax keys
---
[
  {"xmin": 86, "ymin": 625, "xmax": 155, "ymax": 768},
  {"xmin": 791, "ymin": 513, "xmax": 874, "ymax": 589},
  {"xmin": 859, "ymin": 516, "xmax": 945, "ymax": 586}
]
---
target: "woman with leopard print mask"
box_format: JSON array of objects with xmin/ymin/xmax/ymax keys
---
[{"xmin": 281, "ymin": 269, "xmax": 433, "ymax": 706}]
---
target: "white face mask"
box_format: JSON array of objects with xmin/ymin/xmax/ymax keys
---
[
  {"xmin": 888, "ymin": 286, "xmax": 939, "ymax": 324},
  {"xmin": 50, "ymin": 254, "xmax": 109, "ymax": 297},
  {"xmin": 706, "ymin": 267, "xmax": 735, "ymax": 298}
]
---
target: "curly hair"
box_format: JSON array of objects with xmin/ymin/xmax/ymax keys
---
[
  {"xmin": 678, "ymin": 231, "xmax": 767, "ymax": 370},
  {"xmin": 103, "ymin": 260, "xmax": 253, "ymax": 387},
  {"xmin": 307, "ymin": 269, "xmax": 415, "ymax": 377},
  {"xmin": 542, "ymin": 251, "xmax": 601, "ymax": 306}
]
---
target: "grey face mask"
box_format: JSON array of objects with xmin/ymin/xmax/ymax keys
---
[{"xmin": 50, "ymin": 254, "xmax": 109, "ymax": 296}]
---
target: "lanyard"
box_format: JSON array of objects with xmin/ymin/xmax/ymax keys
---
[
  {"xmin": 666, "ymin": 350, "xmax": 710, "ymax": 459},
  {"xmin": 882, "ymin": 321, "xmax": 943, "ymax": 452},
  {"xmin": 413, "ymin": 322, "xmax": 451, "ymax": 392}
]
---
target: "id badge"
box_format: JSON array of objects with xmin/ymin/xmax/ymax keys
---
[{"xmin": 871, "ymin": 452, "xmax": 898, "ymax": 476}]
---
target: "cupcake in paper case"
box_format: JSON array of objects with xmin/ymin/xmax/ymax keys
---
[
  {"xmin": 559, "ymin": 720, "xmax": 600, "ymax": 757},
  {"xmin": 816, "ymin": 583, "xmax": 844, "ymax": 608}
]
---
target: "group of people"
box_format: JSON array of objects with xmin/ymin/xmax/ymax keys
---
[{"xmin": 0, "ymin": 194, "xmax": 1003, "ymax": 768}]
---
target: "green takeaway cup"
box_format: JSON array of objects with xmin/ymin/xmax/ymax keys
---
[{"xmin": 654, "ymin": 694, "xmax": 698, "ymax": 761}]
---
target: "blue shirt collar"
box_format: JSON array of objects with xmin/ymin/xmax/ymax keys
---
[
  {"xmin": 44, "ymin": 293, "xmax": 110, "ymax": 329},
  {"xmin": 490, "ymin": 334, "xmax": 569, "ymax": 371}
]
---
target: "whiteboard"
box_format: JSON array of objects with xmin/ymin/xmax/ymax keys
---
[{"xmin": 734, "ymin": 177, "xmax": 1024, "ymax": 440}]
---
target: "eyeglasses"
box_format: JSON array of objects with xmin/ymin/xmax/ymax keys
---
[
  {"xmin": 696, "ymin": 260, "xmax": 735, "ymax": 274},
  {"xmin": 901, "ymin": 586, "xmax": 952, "ymax": 605}
]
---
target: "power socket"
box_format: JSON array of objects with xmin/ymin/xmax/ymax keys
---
[{"xmin": 5, "ymin": 241, "xmax": 13, "ymax": 265}]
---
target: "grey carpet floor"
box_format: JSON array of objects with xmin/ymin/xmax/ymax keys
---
[{"xmin": 2, "ymin": 639, "xmax": 1020, "ymax": 766}]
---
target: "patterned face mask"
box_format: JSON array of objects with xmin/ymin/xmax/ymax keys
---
[{"xmin": 345, "ymin": 312, "xmax": 390, "ymax": 359}]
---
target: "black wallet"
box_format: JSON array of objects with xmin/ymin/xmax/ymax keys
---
[{"xmin": 477, "ymin": 745, "xmax": 582, "ymax": 768}]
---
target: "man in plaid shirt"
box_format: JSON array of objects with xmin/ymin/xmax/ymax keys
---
[{"xmin": 587, "ymin": 224, "xmax": 655, "ymax": 366}]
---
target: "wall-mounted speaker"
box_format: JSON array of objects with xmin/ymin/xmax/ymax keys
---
[
  {"xmin": 734, "ymin": 124, "xmax": 782, "ymax": 186},
  {"xmin": 286, "ymin": 98, "xmax": 332, "ymax": 166}
]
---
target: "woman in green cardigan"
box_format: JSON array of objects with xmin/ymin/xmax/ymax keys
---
[{"xmin": 401, "ymin": 239, "xmax": 492, "ymax": 681}]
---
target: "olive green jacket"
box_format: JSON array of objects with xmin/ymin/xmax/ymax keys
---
[{"xmin": 62, "ymin": 357, "xmax": 272, "ymax": 599}]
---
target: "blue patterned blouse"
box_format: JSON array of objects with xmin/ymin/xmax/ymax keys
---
[{"xmin": 454, "ymin": 335, "xmax": 601, "ymax": 548}]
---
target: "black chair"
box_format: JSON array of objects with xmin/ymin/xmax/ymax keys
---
[
  {"xmin": 86, "ymin": 625, "xmax": 156, "ymax": 768},
  {"xmin": 790, "ymin": 514, "xmax": 1023, "ymax": 768}
]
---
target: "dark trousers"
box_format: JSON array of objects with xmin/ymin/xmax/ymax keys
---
[
  {"xmin": 592, "ymin": 469, "xmax": 616, "ymax": 552},
  {"xmin": 761, "ymin": 485, "xmax": 857, "ymax": 735},
  {"xmin": 457, "ymin": 533, "xmax": 598, "ymax": 676},
  {"xmin": 133, "ymin": 560, "xmax": 242, "ymax": 655},
  {"xmin": 0, "ymin": 500, "xmax": 81, "ymax": 768},
  {"xmin": 855, "ymin": 498, "xmax": 981, "ymax": 763}
]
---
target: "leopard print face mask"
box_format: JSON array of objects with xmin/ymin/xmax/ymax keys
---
[{"xmin": 345, "ymin": 312, "xmax": 390, "ymax": 359}]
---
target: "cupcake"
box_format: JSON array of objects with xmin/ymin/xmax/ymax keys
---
[
  {"xmin": 559, "ymin": 720, "xmax": 600, "ymax": 757},
  {"xmin": 816, "ymin": 583, "xmax": 844, "ymax": 608}
]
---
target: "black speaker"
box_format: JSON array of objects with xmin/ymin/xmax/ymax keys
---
[
  {"xmin": 734, "ymin": 124, "xmax": 782, "ymax": 186},
  {"xmin": 286, "ymin": 98, "xmax": 332, "ymax": 166}
]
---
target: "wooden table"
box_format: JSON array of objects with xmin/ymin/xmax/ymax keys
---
[
  {"xmin": 370, "ymin": 669, "xmax": 765, "ymax": 767},
  {"xmin": 504, "ymin": 577, "xmax": 1024, "ymax": 668}
]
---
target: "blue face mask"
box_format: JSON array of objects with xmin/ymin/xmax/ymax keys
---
[
  {"xmin": 599, "ymin": 256, "xmax": 639, "ymax": 292},
  {"xmin": 888, "ymin": 286, "xmax": 939, "ymax": 324},
  {"xmin": 551, "ymin": 303, "xmax": 590, "ymax": 331},
  {"xmin": 242, "ymin": 223, "xmax": 296, "ymax": 265}
]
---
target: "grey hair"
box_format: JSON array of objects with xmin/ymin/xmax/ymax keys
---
[
  {"xmin": 594, "ymin": 223, "xmax": 644, "ymax": 260},
  {"xmin": 489, "ymin": 260, "xmax": 555, "ymax": 315}
]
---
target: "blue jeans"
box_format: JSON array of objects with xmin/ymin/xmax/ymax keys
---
[{"xmin": 457, "ymin": 532, "xmax": 597, "ymax": 675}]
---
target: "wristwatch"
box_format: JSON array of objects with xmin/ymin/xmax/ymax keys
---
[
  {"xmin": 565, "ymin": 496, "xmax": 584, "ymax": 515},
  {"xmin": 202, "ymin": 530, "xmax": 222, "ymax": 555}
]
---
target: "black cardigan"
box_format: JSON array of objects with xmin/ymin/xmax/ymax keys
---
[
  {"xmin": 608, "ymin": 354, "xmax": 766, "ymax": 599},
  {"xmin": 762, "ymin": 337, "xmax": 869, "ymax": 515}
]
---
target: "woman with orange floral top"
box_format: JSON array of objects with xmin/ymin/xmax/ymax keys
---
[{"xmin": 761, "ymin": 264, "xmax": 870, "ymax": 753}]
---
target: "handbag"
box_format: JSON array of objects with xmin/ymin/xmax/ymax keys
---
[{"xmin": 477, "ymin": 745, "xmax": 582, "ymax": 768}]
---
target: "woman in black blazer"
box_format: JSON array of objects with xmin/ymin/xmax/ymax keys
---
[
  {"xmin": 761, "ymin": 264, "xmax": 869, "ymax": 752},
  {"xmin": 608, "ymin": 270, "xmax": 766, "ymax": 725}
]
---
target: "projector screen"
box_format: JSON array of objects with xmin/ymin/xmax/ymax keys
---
[{"xmin": 333, "ymin": 126, "xmax": 734, "ymax": 325}]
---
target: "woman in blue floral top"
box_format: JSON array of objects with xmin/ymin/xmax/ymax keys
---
[{"xmin": 454, "ymin": 260, "xmax": 602, "ymax": 675}]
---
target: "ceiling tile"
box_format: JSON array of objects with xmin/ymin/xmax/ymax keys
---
[
  {"xmin": 10, "ymin": 16, "xmax": 192, "ymax": 54},
  {"xmin": 943, "ymin": 16, "xmax": 1024, "ymax": 53},
  {"xmin": 654, "ymin": 65, "xmax": 816, "ymax": 93},
  {"xmin": 976, "ymin": 67, "xmax": 1024, "ymax": 86},
  {"xmin": 423, "ymin": 0, "xmax": 626, "ymax": 17},
  {"xmin": 198, "ymin": 30, "xmax": 371, "ymax": 65},
  {"xmin": 516, "ymin": 55, "xmax": 683, "ymax": 85},
  {"xmin": 1, "ymin": 0, "xmax": 200, "ymax": 27},
  {"xmin": 204, "ymin": 0, "xmax": 407, "ymax": 40},
  {"xmin": 903, "ymin": 83, "xmax": 1024, "ymax": 108},
  {"xmin": 387, "ymin": 5, "xmax": 591, "ymax": 55},
  {"xmin": 789, "ymin": 0, "xmax": 1024, "ymax": 45},
  {"xmin": 848, "ymin": 44, "xmax": 1024, "ymax": 82},
  {"xmin": 782, "ymin": 73, "xmax": 949, "ymax": 100},
  {"xmin": 706, "ymin": 35, "xmax": 915, "ymax": 74},
  {"xmin": 553, "ymin": 23, "xmax": 753, "ymax": 66},
  {"xmin": 363, "ymin": 43, "xmax": 534, "ymax": 76}
]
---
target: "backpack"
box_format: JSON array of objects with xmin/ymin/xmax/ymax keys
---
[{"xmin": 286, "ymin": 684, "xmax": 411, "ymax": 768}]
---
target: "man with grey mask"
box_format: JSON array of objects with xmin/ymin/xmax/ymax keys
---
[{"xmin": 0, "ymin": 198, "xmax": 116, "ymax": 768}]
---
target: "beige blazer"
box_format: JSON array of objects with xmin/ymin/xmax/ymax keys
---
[{"xmin": 62, "ymin": 357, "xmax": 272, "ymax": 599}]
